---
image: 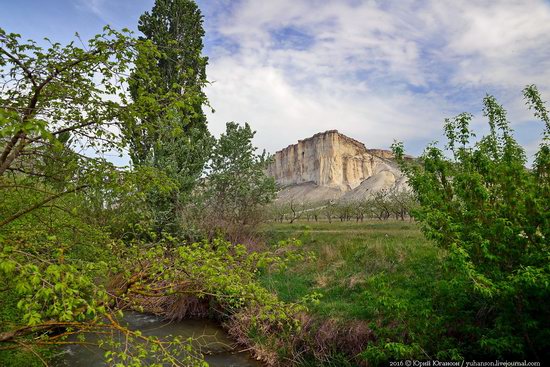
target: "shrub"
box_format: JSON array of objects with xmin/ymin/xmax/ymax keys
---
[{"xmin": 393, "ymin": 85, "xmax": 549, "ymax": 360}]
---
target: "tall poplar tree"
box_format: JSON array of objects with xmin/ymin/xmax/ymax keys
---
[{"xmin": 124, "ymin": 0, "xmax": 213, "ymax": 232}]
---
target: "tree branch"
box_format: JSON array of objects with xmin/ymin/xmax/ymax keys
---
[
  {"xmin": 0, "ymin": 46, "xmax": 38, "ymax": 87},
  {"xmin": 0, "ymin": 184, "xmax": 88, "ymax": 228}
]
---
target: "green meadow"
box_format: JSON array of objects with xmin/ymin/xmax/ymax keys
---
[{"xmin": 259, "ymin": 220, "xmax": 470, "ymax": 362}]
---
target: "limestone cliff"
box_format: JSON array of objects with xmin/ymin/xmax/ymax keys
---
[{"xmin": 267, "ymin": 130, "xmax": 396, "ymax": 191}]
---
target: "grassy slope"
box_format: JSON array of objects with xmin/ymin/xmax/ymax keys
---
[{"xmin": 259, "ymin": 220, "xmax": 467, "ymax": 362}]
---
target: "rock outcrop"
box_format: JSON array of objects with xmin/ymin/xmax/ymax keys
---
[
  {"xmin": 267, "ymin": 130, "xmax": 407, "ymax": 203},
  {"xmin": 268, "ymin": 130, "xmax": 395, "ymax": 191}
]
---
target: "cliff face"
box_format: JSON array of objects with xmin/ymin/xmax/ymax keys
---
[{"xmin": 267, "ymin": 130, "xmax": 395, "ymax": 191}]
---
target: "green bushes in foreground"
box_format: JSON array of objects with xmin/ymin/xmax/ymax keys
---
[{"xmin": 393, "ymin": 85, "xmax": 549, "ymax": 360}]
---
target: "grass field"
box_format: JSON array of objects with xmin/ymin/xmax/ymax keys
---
[
  {"xmin": 258, "ymin": 220, "xmax": 467, "ymax": 362},
  {"xmin": 260, "ymin": 220, "xmax": 443, "ymax": 320}
]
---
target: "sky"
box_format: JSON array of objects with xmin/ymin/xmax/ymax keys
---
[{"xmin": 1, "ymin": 0, "xmax": 549, "ymax": 160}]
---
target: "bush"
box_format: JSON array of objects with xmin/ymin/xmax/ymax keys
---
[{"xmin": 393, "ymin": 85, "xmax": 549, "ymax": 360}]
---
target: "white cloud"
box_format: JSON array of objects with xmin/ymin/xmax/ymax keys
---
[
  {"xmin": 76, "ymin": 0, "xmax": 108, "ymax": 19},
  {"xmin": 206, "ymin": 58, "xmax": 450, "ymax": 155},
  {"xmin": 201, "ymin": 0, "xmax": 550, "ymax": 155},
  {"xmin": 432, "ymin": 0, "xmax": 550, "ymax": 88}
]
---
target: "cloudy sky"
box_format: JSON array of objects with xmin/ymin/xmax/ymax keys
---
[{"xmin": 1, "ymin": 0, "xmax": 549, "ymax": 158}]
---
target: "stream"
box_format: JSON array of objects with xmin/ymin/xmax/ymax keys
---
[{"xmin": 60, "ymin": 311, "xmax": 264, "ymax": 367}]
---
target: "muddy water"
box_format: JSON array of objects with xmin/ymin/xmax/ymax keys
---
[{"xmin": 61, "ymin": 311, "xmax": 263, "ymax": 367}]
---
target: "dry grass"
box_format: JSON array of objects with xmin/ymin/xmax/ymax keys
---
[
  {"xmin": 108, "ymin": 273, "xmax": 214, "ymax": 321},
  {"xmin": 315, "ymin": 273, "xmax": 329, "ymax": 288},
  {"xmin": 347, "ymin": 274, "xmax": 366, "ymax": 288},
  {"xmin": 225, "ymin": 307, "xmax": 375, "ymax": 367}
]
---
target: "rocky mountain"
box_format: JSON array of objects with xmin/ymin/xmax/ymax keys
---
[{"xmin": 267, "ymin": 130, "xmax": 408, "ymax": 203}]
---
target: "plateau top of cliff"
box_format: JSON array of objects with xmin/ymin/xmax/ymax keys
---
[{"xmin": 273, "ymin": 129, "xmax": 395, "ymax": 159}]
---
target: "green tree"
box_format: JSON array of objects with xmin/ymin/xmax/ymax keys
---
[
  {"xmin": 0, "ymin": 27, "xmax": 208, "ymax": 366},
  {"xmin": 197, "ymin": 122, "xmax": 276, "ymax": 241},
  {"xmin": 138, "ymin": 0, "xmax": 208, "ymax": 104},
  {"xmin": 392, "ymin": 85, "xmax": 549, "ymax": 360},
  {"xmin": 0, "ymin": 26, "xmax": 135, "ymax": 227},
  {"xmin": 123, "ymin": 0, "xmax": 213, "ymax": 234}
]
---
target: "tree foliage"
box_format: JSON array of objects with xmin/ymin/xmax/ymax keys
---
[
  {"xmin": 393, "ymin": 85, "xmax": 550, "ymax": 359},
  {"xmin": 188, "ymin": 122, "xmax": 276, "ymax": 242},
  {"xmin": 0, "ymin": 25, "xmax": 133, "ymax": 185},
  {"xmin": 126, "ymin": 0, "xmax": 210, "ymax": 163},
  {"xmin": 0, "ymin": 7, "xmax": 290, "ymax": 364},
  {"xmin": 123, "ymin": 0, "xmax": 213, "ymax": 234},
  {"xmin": 0, "ymin": 25, "xmax": 208, "ymax": 366}
]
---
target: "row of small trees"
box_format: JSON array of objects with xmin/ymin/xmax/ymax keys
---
[{"xmin": 268, "ymin": 188, "xmax": 417, "ymax": 223}]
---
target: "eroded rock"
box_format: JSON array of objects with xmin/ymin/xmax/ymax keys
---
[
  {"xmin": 267, "ymin": 130, "xmax": 397, "ymax": 191},
  {"xmin": 267, "ymin": 130, "xmax": 408, "ymax": 203}
]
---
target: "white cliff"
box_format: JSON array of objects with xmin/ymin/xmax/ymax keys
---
[{"xmin": 267, "ymin": 130, "xmax": 398, "ymax": 190}]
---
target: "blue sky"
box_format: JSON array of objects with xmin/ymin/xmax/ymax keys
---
[{"xmin": 2, "ymin": 0, "xmax": 549, "ymax": 160}]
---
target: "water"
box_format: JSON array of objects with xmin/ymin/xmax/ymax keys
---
[{"xmin": 61, "ymin": 312, "xmax": 264, "ymax": 367}]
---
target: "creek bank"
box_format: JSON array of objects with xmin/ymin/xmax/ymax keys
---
[
  {"xmin": 61, "ymin": 311, "xmax": 264, "ymax": 367},
  {"xmin": 109, "ymin": 239, "xmax": 372, "ymax": 366},
  {"xmin": 129, "ymin": 292, "xmax": 374, "ymax": 366}
]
